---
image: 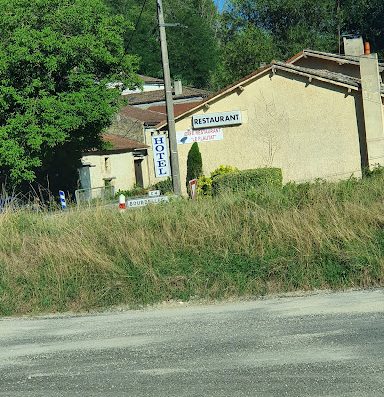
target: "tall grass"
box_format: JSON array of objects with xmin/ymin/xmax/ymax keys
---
[{"xmin": 1, "ymin": 174, "xmax": 384, "ymax": 316}]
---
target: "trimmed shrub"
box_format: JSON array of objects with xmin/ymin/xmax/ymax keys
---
[
  {"xmin": 116, "ymin": 185, "xmax": 147, "ymax": 198},
  {"xmin": 212, "ymin": 168, "xmax": 283, "ymax": 195},
  {"xmin": 150, "ymin": 177, "xmax": 173, "ymax": 195},
  {"xmin": 197, "ymin": 165, "xmax": 238, "ymax": 196},
  {"xmin": 210, "ymin": 165, "xmax": 238, "ymax": 179},
  {"xmin": 186, "ymin": 142, "xmax": 202, "ymax": 186}
]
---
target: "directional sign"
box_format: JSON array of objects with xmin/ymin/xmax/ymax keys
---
[{"xmin": 126, "ymin": 196, "xmax": 169, "ymax": 209}]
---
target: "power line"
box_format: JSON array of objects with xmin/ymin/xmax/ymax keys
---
[{"xmin": 126, "ymin": 0, "xmax": 148, "ymax": 50}]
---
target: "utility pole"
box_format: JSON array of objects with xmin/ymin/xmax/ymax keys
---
[
  {"xmin": 337, "ymin": 0, "xmax": 341, "ymax": 55},
  {"xmin": 156, "ymin": 0, "xmax": 182, "ymax": 196}
]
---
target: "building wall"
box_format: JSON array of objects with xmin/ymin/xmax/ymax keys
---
[
  {"xmin": 80, "ymin": 151, "xmax": 140, "ymax": 193},
  {"xmin": 107, "ymin": 113, "xmax": 144, "ymax": 142},
  {"xmin": 153, "ymin": 70, "xmax": 363, "ymax": 194}
]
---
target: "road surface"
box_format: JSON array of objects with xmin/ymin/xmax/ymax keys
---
[{"xmin": 1, "ymin": 289, "xmax": 383, "ymax": 396}]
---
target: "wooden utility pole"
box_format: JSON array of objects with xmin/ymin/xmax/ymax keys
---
[
  {"xmin": 156, "ymin": 0, "xmax": 182, "ymax": 195},
  {"xmin": 337, "ymin": 0, "xmax": 341, "ymax": 55}
]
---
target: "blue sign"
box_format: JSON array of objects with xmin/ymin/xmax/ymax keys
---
[
  {"xmin": 152, "ymin": 134, "xmax": 170, "ymax": 177},
  {"xmin": 59, "ymin": 190, "xmax": 67, "ymax": 209}
]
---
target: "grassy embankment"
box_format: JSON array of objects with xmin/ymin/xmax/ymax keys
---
[{"xmin": 1, "ymin": 173, "xmax": 384, "ymax": 316}]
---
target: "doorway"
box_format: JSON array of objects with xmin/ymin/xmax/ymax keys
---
[{"xmin": 134, "ymin": 159, "xmax": 144, "ymax": 187}]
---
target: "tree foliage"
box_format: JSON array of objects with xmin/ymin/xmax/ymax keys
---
[
  {"xmin": 212, "ymin": 0, "xmax": 384, "ymax": 88},
  {"xmin": 342, "ymin": 0, "xmax": 384, "ymax": 53},
  {"xmin": 106, "ymin": 0, "xmax": 219, "ymax": 88},
  {"xmin": 211, "ymin": 25, "xmax": 278, "ymax": 88},
  {"xmin": 186, "ymin": 142, "xmax": 202, "ymax": 186},
  {"xmin": 0, "ymin": 0, "xmax": 140, "ymax": 191}
]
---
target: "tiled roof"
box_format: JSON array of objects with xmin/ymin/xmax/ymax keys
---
[
  {"xmin": 138, "ymin": 75, "xmax": 164, "ymax": 84},
  {"xmin": 156, "ymin": 58, "xmax": 383, "ymax": 130},
  {"xmin": 119, "ymin": 105, "xmax": 165, "ymax": 125},
  {"xmin": 102, "ymin": 134, "xmax": 149, "ymax": 151},
  {"xmin": 274, "ymin": 61, "xmax": 384, "ymax": 94},
  {"xmin": 123, "ymin": 86, "xmax": 210, "ymax": 105},
  {"xmin": 273, "ymin": 61, "xmax": 361, "ymax": 88},
  {"xmin": 288, "ymin": 49, "xmax": 384, "ymax": 71},
  {"xmin": 148, "ymin": 101, "xmax": 203, "ymax": 116}
]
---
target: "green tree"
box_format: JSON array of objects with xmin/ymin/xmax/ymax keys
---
[
  {"xmin": 246, "ymin": 0, "xmax": 338, "ymax": 58},
  {"xmin": 0, "ymin": 0, "xmax": 140, "ymax": 192},
  {"xmin": 212, "ymin": 0, "xmax": 339, "ymax": 87},
  {"xmin": 214, "ymin": 0, "xmax": 384, "ymax": 88},
  {"xmin": 106, "ymin": 0, "xmax": 219, "ymax": 88},
  {"xmin": 211, "ymin": 25, "xmax": 278, "ymax": 88},
  {"xmin": 167, "ymin": 0, "xmax": 219, "ymax": 88},
  {"xmin": 342, "ymin": 0, "xmax": 384, "ymax": 56},
  {"xmin": 186, "ymin": 142, "xmax": 202, "ymax": 186}
]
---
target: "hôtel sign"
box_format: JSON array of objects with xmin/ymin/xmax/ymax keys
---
[
  {"xmin": 152, "ymin": 134, "xmax": 170, "ymax": 178},
  {"xmin": 192, "ymin": 110, "xmax": 242, "ymax": 129}
]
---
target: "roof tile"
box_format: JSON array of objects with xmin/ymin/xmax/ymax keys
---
[
  {"xmin": 148, "ymin": 101, "xmax": 203, "ymax": 117},
  {"xmin": 119, "ymin": 105, "xmax": 165, "ymax": 125},
  {"xmin": 102, "ymin": 134, "xmax": 149, "ymax": 151},
  {"xmin": 123, "ymin": 86, "xmax": 210, "ymax": 105}
]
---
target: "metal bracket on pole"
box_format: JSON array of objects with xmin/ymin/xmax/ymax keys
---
[{"xmin": 159, "ymin": 23, "xmax": 188, "ymax": 28}]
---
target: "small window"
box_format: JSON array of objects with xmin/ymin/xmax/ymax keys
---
[{"xmin": 104, "ymin": 157, "xmax": 110, "ymax": 171}]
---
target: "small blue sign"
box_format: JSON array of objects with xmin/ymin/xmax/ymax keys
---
[{"xmin": 59, "ymin": 190, "xmax": 67, "ymax": 210}]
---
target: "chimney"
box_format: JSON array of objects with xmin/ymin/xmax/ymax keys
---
[
  {"xmin": 343, "ymin": 35, "xmax": 364, "ymax": 56},
  {"xmin": 174, "ymin": 80, "xmax": 182, "ymax": 96},
  {"xmin": 359, "ymin": 53, "xmax": 384, "ymax": 169},
  {"xmin": 364, "ymin": 41, "xmax": 371, "ymax": 55}
]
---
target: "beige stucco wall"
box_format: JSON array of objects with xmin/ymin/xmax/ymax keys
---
[
  {"xmin": 153, "ymin": 70, "xmax": 363, "ymax": 194},
  {"xmin": 81, "ymin": 151, "xmax": 149, "ymax": 192}
]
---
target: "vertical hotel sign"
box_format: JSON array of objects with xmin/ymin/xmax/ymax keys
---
[{"xmin": 152, "ymin": 134, "xmax": 170, "ymax": 177}]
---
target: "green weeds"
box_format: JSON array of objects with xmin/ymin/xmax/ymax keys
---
[{"xmin": 1, "ymin": 173, "xmax": 384, "ymax": 316}]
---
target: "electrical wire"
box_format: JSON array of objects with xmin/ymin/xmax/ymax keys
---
[{"xmin": 126, "ymin": 0, "xmax": 149, "ymax": 50}]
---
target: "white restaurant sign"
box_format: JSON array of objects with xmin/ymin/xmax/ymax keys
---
[
  {"xmin": 152, "ymin": 134, "xmax": 170, "ymax": 177},
  {"xmin": 192, "ymin": 111, "xmax": 242, "ymax": 129},
  {"xmin": 177, "ymin": 128, "xmax": 223, "ymax": 145}
]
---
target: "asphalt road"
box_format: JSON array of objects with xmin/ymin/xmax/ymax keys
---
[{"xmin": 1, "ymin": 289, "xmax": 383, "ymax": 397}]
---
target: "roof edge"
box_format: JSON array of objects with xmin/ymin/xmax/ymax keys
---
[
  {"xmin": 156, "ymin": 64, "xmax": 273, "ymax": 129},
  {"xmin": 156, "ymin": 61, "xmax": 363, "ymax": 130}
]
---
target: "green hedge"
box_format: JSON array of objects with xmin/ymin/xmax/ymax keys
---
[
  {"xmin": 212, "ymin": 168, "xmax": 283, "ymax": 195},
  {"xmin": 150, "ymin": 177, "xmax": 173, "ymax": 195}
]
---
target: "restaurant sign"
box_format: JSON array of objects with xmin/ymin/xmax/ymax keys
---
[
  {"xmin": 177, "ymin": 128, "xmax": 223, "ymax": 144},
  {"xmin": 192, "ymin": 111, "xmax": 242, "ymax": 129}
]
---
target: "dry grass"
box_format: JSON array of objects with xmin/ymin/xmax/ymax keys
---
[{"xmin": 1, "ymin": 174, "xmax": 384, "ymax": 316}]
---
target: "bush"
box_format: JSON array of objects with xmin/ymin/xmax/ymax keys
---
[
  {"xmin": 210, "ymin": 165, "xmax": 238, "ymax": 179},
  {"xmin": 212, "ymin": 168, "xmax": 283, "ymax": 195},
  {"xmin": 116, "ymin": 185, "xmax": 147, "ymax": 198},
  {"xmin": 150, "ymin": 178, "xmax": 173, "ymax": 195},
  {"xmin": 197, "ymin": 175, "xmax": 213, "ymax": 196},
  {"xmin": 186, "ymin": 142, "xmax": 202, "ymax": 186},
  {"xmin": 197, "ymin": 165, "xmax": 238, "ymax": 196}
]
